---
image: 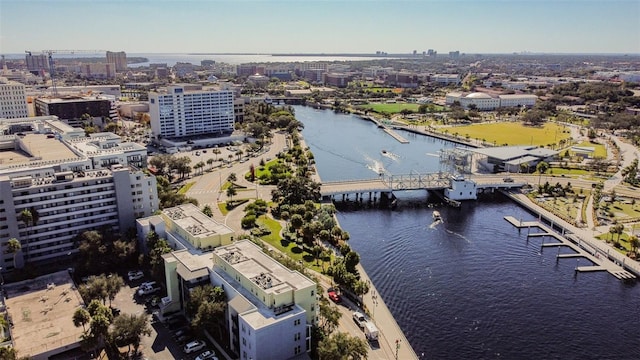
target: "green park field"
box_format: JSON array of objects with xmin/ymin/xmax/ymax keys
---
[
  {"xmin": 572, "ymin": 140, "xmax": 608, "ymax": 158},
  {"xmin": 445, "ymin": 122, "xmax": 571, "ymax": 146},
  {"xmin": 358, "ymin": 103, "xmax": 421, "ymax": 114}
]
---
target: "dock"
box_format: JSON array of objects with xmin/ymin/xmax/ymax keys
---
[
  {"xmin": 504, "ymin": 216, "xmax": 636, "ymax": 280},
  {"xmin": 382, "ymin": 127, "xmax": 409, "ymax": 143}
]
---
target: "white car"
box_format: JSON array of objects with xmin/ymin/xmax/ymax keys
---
[
  {"xmin": 183, "ymin": 340, "xmax": 206, "ymax": 354},
  {"xmin": 195, "ymin": 350, "xmax": 218, "ymax": 360},
  {"xmin": 127, "ymin": 270, "xmax": 144, "ymax": 281}
]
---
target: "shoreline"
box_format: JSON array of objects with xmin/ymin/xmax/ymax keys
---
[{"xmin": 297, "ymin": 131, "xmax": 419, "ymax": 359}]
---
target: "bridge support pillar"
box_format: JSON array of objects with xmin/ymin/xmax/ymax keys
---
[
  {"xmin": 359, "ymin": 193, "xmax": 363, "ymax": 203},
  {"xmin": 342, "ymin": 194, "xmax": 346, "ymax": 202}
]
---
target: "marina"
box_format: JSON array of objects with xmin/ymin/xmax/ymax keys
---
[{"xmin": 504, "ymin": 216, "xmax": 636, "ymax": 280}]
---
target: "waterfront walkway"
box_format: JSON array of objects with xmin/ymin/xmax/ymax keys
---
[
  {"xmin": 504, "ymin": 216, "xmax": 635, "ymax": 280},
  {"xmin": 504, "ymin": 191, "xmax": 640, "ymax": 278}
]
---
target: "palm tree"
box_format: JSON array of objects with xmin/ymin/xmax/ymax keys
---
[
  {"xmin": 227, "ymin": 172, "xmax": 237, "ymax": 184},
  {"xmin": 73, "ymin": 307, "xmax": 91, "ymax": 332},
  {"xmin": 206, "ymin": 158, "xmax": 214, "ymax": 171},
  {"xmin": 212, "ymin": 148, "xmax": 221, "ymax": 161},
  {"xmin": 226, "ymin": 186, "xmax": 237, "ymax": 202},
  {"xmin": 628, "ymin": 235, "xmax": 638, "ymax": 255},
  {"xmin": 235, "ymin": 150, "xmax": 243, "ymax": 161},
  {"xmin": 19, "ymin": 208, "xmax": 37, "ymax": 261},
  {"xmin": 6, "ymin": 238, "xmax": 21, "ymax": 269},
  {"xmin": 536, "ymin": 161, "xmax": 549, "ymax": 186}
]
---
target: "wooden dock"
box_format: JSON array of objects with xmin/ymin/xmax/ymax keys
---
[
  {"xmin": 504, "ymin": 216, "xmax": 636, "ymax": 280},
  {"xmin": 382, "ymin": 127, "xmax": 409, "ymax": 143}
]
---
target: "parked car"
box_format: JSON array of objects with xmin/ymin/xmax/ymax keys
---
[
  {"xmin": 503, "ymin": 177, "xmax": 514, "ymax": 183},
  {"xmin": 195, "ymin": 350, "xmax": 218, "ymax": 360},
  {"xmin": 127, "ymin": 270, "xmax": 144, "ymax": 281},
  {"xmin": 137, "ymin": 284, "xmax": 161, "ymax": 296},
  {"xmin": 183, "ymin": 340, "xmax": 206, "ymax": 354},
  {"xmin": 140, "ymin": 281, "xmax": 157, "ymax": 288}
]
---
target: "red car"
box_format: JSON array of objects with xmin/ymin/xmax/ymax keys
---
[{"xmin": 328, "ymin": 291, "xmax": 341, "ymax": 303}]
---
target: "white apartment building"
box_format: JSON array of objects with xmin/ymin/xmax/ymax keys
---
[
  {"xmin": 159, "ymin": 239, "xmax": 317, "ymax": 360},
  {"xmin": 149, "ymin": 86, "xmax": 234, "ymax": 139},
  {"xmin": 0, "ymin": 116, "xmax": 157, "ymax": 270},
  {"xmin": 498, "ymin": 94, "xmax": 538, "ymax": 108},
  {"xmin": 0, "ymin": 78, "xmax": 29, "ymax": 119},
  {"xmin": 431, "ymin": 74, "xmax": 461, "ymax": 85},
  {"xmin": 106, "ymin": 51, "xmax": 127, "ymax": 72}
]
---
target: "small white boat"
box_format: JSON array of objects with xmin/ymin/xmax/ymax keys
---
[{"xmin": 432, "ymin": 211, "xmax": 442, "ymax": 221}]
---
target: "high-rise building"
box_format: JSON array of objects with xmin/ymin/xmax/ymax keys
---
[
  {"xmin": 106, "ymin": 51, "xmax": 127, "ymax": 72},
  {"xmin": 0, "ymin": 116, "xmax": 157, "ymax": 269},
  {"xmin": 25, "ymin": 53, "xmax": 49, "ymax": 73},
  {"xmin": 148, "ymin": 85, "xmax": 234, "ymax": 138},
  {"xmin": 0, "ymin": 78, "xmax": 29, "ymax": 119}
]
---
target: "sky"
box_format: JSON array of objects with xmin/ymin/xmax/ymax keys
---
[{"xmin": 1, "ymin": 0, "xmax": 639, "ymax": 55}]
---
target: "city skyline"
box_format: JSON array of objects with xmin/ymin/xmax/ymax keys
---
[{"xmin": 1, "ymin": 0, "xmax": 639, "ymax": 55}]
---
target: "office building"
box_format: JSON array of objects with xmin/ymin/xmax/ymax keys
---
[
  {"xmin": 0, "ymin": 78, "xmax": 29, "ymax": 119},
  {"xmin": 445, "ymin": 92, "xmax": 537, "ymax": 110},
  {"xmin": 34, "ymin": 95, "xmax": 117, "ymax": 127},
  {"xmin": 148, "ymin": 85, "xmax": 234, "ymax": 139},
  {"xmin": 106, "ymin": 51, "xmax": 127, "ymax": 72},
  {"xmin": 0, "ymin": 116, "xmax": 156, "ymax": 269}
]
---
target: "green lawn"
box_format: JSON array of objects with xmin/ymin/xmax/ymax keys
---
[
  {"xmin": 177, "ymin": 182, "xmax": 195, "ymax": 194},
  {"xmin": 545, "ymin": 168, "xmax": 591, "ymax": 177},
  {"xmin": 357, "ymin": 103, "xmax": 421, "ymax": 114},
  {"xmin": 257, "ymin": 216, "xmax": 323, "ymax": 272},
  {"xmin": 599, "ymin": 200, "xmax": 640, "ymax": 221},
  {"xmin": 572, "ymin": 140, "xmax": 608, "ymax": 158},
  {"xmin": 444, "ymin": 122, "xmax": 571, "ymax": 146}
]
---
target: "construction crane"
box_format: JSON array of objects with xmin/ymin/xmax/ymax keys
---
[{"xmin": 25, "ymin": 49, "xmax": 105, "ymax": 95}]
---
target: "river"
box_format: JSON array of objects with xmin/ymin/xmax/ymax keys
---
[{"xmin": 294, "ymin": 105, "xmax": 640, "ymax": 360}]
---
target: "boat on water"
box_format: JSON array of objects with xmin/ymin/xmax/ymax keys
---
[
  {"xmin": 432, "ymin": 211, "xmax": 442, "ymax": 221},
  {"xmin": 381, "ymin": 149, "xmax": 388, "ymax": 155}
]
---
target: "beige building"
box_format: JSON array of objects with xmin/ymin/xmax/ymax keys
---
[{"xmin": 0, "ymin": 77, "xmax": 29, "ymax": 119}]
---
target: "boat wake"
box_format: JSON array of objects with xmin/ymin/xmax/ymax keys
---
[
  {"xmin": 445, "ymin": 228, "xmax": 472, "ymax": 243},
  {"xmin": 366, "ymin": 160, "xmax": 386, "ymax": 175},
  {"xmin": 381, "ymin": 150, "xmax": 401, "ymax": 161},
  {"xmin": 425, "ymin": 152, "xmax": 440, "ymax": 157}
]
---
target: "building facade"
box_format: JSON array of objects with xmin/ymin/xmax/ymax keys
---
[
  {"xmin": 106, "ymin": 51, "xmax": 127, "ymax": 72},
  {"xmin": 446, "ymin": 92, "xmax": 537, "ymax": 110},
  {"xmin": 0, "ymin": 78, "xmax": 29, "ymax": 119},
  {"xmin": 158, "ymin": 239, "xmax": 317, "ymax": 360},
  {"xmin": 149, "ymin": 86, "xmax": 235, "ymax": 139},
  {"xmin": 34, "ymin": 96, "xmax": 116, "ymax": 126},
  {"xmin": 0, "ymin": 117, "xmax": 157, "ymax": 270}
]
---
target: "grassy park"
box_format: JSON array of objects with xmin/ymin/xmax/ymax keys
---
[
  {"xmin": 257, "ymin": 216, "xmax": 324, "ymax": 272},
  {"xmin": 358, "ymin": 103, "xmax": 421, "ymax": 114},
  {"xmin": 444, "ymin": 122, "xmax": 571, "ymax": 146}
]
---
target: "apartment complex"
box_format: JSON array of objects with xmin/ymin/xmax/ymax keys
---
[
  {"xmin": 0, "ymin": 116, "xmax": 156, "ymax": 270},
  {"xmin": 148, "ymin": 85, "xmax": 235, "ymax": 139},
  {"xmin": 106, "ymin": 51, "xmax": 128, "ymax": 72},
  {"xmin": 158, "ymin": 239, "xmax": 316, "ymax": 360},
  {"xmin": 0, "ymin": 78, "xmax": 29, "ymax": 119},
  {"xmin": 25, "ymin": 53, "xmax": 49, "ymax": 73}
]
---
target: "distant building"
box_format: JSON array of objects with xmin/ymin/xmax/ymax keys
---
[
  {"xmin": 34, "ymin": 95, "xmax": 117, "ymax": 127},
  {"xmin": 106, "ymin": 51, "xmax": 127, "ymax": 72},
  {"xmin": 471, "ymin": 145, "xmax": 558, "ymax": 173},
  {"xmin": 445, "ymin": 92, "xmax": 537, "ymax": 110},
  {"xmin": 148, "ymin": 85, "xmax": 234, "ymax": 139},
  {"xmin": 0, "ymin": 78, "xmax": 29, "ymax": 119},
  {"xmin": 237, "ymin": 64, "xmax": 265, "ymax": 77},
  {"xmin": 449, "ymin": 51, "xmax": 460, "ymax": 59},
  {"xmin": 73, "ymin": 63, "xmax": 116, "ymax": 80},
  {"xmin": 431, "ymin": 74, "xmax": 460, "ymax": 85},
  {"xmin": 324, "ymin": 73, "xmax": 352, "ymax": 88},
  {"xmin": 385, "ymin": 71, "xmax": 419, "ymax": 88},
  {"xmin": 25, "ymin": 53, "xmax": 49, "ymax": 73}
]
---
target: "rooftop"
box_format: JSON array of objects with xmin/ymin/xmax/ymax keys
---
[
  {"xmin": 471, "ymin": 145, "xmax": 558, "ymax": 161},
  {"xmin": 215, "ymin": 240, "xmax": 315, "ymax": 295},
  {"xmin": 163, "ymin": 203, "xmax": 234, "ymax": 238},
  {"xmin": 3, "ymin": 271, "xmax": 85, "ymax": 359},
  {"xmin": 0, "ymin": 133, "xmax": 78, "ymax": 169}
]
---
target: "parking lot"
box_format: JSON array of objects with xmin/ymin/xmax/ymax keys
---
[{"xmin": 111, "ymin": 275, "xmax": 218, "ymax": 360}]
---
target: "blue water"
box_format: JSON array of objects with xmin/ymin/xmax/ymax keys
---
[{"xmin": 295, "ymin": 106, "xmax": 640, "ymax": 360}]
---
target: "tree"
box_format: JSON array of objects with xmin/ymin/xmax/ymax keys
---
[
  {"xmin": 202, "ymin": 204, "xmax": 213, "ymax": 217},
  {"xmin": 18, "ymin": 208, "xmax": 36, "ymax": 261},
  {"xmin": 111, "ymin": 313, "xmax": 152, "ymax": 355},
  {"xmin": 212, "ymin": 148, "xmax": 221, "ymax": 161},
  {"xmin": 319, "ymin": 300, "xmax": 342, "ymax": 334},
  {"xmin": 105, "ymin": 274, "xmax": 124, "ymax": 307},
  {"xmin": 206, "ymin": 158, "xmax": 215, "ymax": 171},
  {"xmin": 271, "ymin": 177, "xmax": 321, "ymax": 206},
  {"xmin": 73, "ymin": 308, "xmax": 91, "ymax": 331},
  {"xmin": 536, "ymin": 161, "xmax": 549, "ymax": 186},
  {"xmin": 6, "ymin": 238, "xmax": 21, "ymax": 269},
  {"xmin": 628, "ymin": 235, "xmax": 638, "ymax": 254},
  {"xmin": 227, "ymin": 172, "xmax": 237, "ymax": 183},
  {"xmin": 317, "ymin": 332, "xmax": 368, "ymax": 360},
  {"xmin": 226, "ymin": 186, "xmax": 237, "ymax": 202}
]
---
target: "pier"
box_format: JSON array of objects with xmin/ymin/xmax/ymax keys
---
[
  {"xmin": 382, "ymin": 127, "xmax": 409, "ymax": 143},
  {"xmin": 504, "ymin": 216, "xmax": 636, "ymax": 280}
]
